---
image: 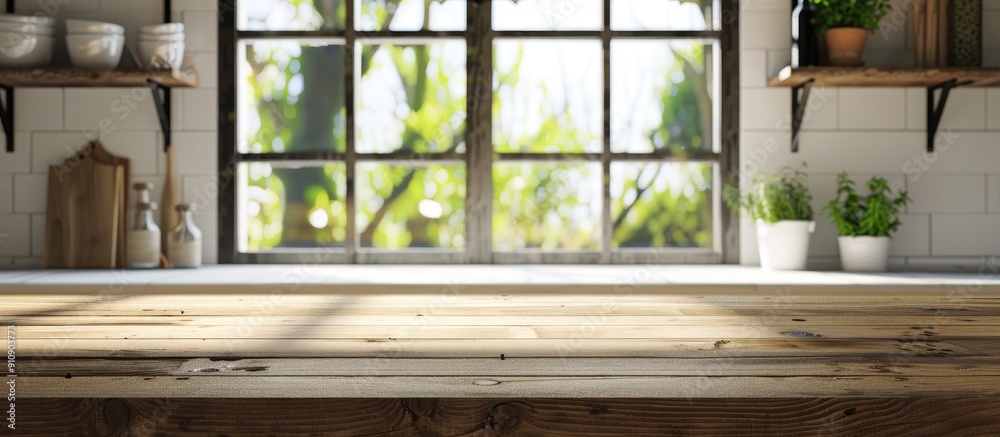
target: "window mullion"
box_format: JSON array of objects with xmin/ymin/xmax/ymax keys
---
[
  {"xmin": 720, "ymin": 0, "xmax": 741, "ymax": 264},
  {"xmin": 345, "ymin": 0, "xmax": 358, "ymax": 263},
  {"xmin": 600, "ymin": 0, "xmax": 612, "ymax": 263},
  {"xmin": 466, "ymin": 1, "xmax": 493, "ymax": 264}
]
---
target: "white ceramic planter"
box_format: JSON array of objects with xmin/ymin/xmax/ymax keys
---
[
  {"xmin": 756, "ymin": 220, "xmax": 815, "ymax": 271},
  {"xmin": 838, "ymin": 236, "xmax": 891, "ymax": 272}
]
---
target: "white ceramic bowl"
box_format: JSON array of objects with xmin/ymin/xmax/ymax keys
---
[
  {"xmin": 139, "ymin": 40, "xmax": 184, "ymax": 70},
  {"xmin": 0, "ymin": 33, "xmax": 54, "ymax": 67},
  {"xmin": 66, "ymin": 19, "xmax": 124, "ymax": 35},
  {"xmin": 0, "ymin": 22, "xmax": 55, "ymax": 36},
  {"xmin": 138, "ymin": 32, "xmax": 184, "ymax": 43},
  {"xmin": 139, "ymin": 22, "xmax": 184, "ymax": 35},
  {"xmin": 0, "ymin": 14, "xmax": 56, "ymax": 27},
  {"xmin": 66, "ymin": 34, "xmax": 125, "ymax": 69}
]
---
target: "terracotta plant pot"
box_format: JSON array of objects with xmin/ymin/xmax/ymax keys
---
[{"xmin": 825, "ymin": 27, "xmax": 868, "ymax": 66}]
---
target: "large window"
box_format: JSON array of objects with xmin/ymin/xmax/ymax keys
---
[{"xmin": 220, "ymin": 0, "xmax": 739, "ymax": 264}]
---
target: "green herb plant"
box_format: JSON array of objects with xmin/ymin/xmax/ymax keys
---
[
  {"xmin": 724, "ymin": 166, "xmax": 813, "ymax": 223},
  {"xmin": 812, "ymin": 0, "xmax": 893, "ymax": 33},
  {"xmin": 825, "ymin": 172, "xmax": 910, "ymax": 237}
]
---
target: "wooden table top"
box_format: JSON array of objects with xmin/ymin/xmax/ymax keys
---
[{"xmin": 2, "ymin": 266, "xmax": 1000, "ymax": 398}]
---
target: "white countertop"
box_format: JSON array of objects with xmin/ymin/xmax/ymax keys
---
[{"xmin": 1, "ymin": 265, "xmax": 999, "ymax": 295}]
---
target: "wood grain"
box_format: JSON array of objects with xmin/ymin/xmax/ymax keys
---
[
  {"xmin": 90, "ymin": 141, "xmax": 130, "ymax": 268},
  {"xmin": 42, "ymin": 145, "xmax": 124, "ymax": 268},
  {"xmin": 915, "ymin": 0, "xmax": 926, "ymax": 66},
  {"xmin": 160, "ymin": 145, "xmax": 179, "ymax": 258},
  {"xmin": 18, "ymin": 356, "xmax": 1000, "ymax": 377},
  {"xmin": 4, "ymin": 282, "xmax": 1000, "ymax": 398},
  {"xmin": 17, "ymin": 375, "xmax": 1000, "ymax": 398},
  {"xmin": 769, "ymin": 66, "xmax": 1000, "ymax": 87},
  {"xmin": 10, "ymin": 398, "xmax": 1000, "ymax": 436},
  {"xmin": 0, "ymin": 67, "xmax": 198, "ymax": 88}
]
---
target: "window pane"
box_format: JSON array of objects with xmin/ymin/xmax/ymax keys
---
[
  {"xmin": 356, "ymin": 41, "xmax": 467, "ymax": 154},
  {"xmin": 611, "ymin": 40, "xmax": 713, "ymax": 153},
  {"xmin": 493, "ymin": 40, "xmax": 602, "ymax": 153},
  {"xmin": 493, "ymin": 162, "xmax": 602, "ymax": 250},
  {"xmin": 357, "ymin": 163, "xmax": 466, "ymax": 249},
  {"xmin": 239, "ymin": 41, "xmax": 347, "ymax": 153},
  {"xmin": 492, "ymin": 0, "xmax": 602, "ymax": 30},
  {"xmin": 611, "ymin": 0, "xmax": 716, "ymax": 31},
  {"xmin": 239, "ymin": 0, "xmax": 345, "ymax": 31},
  {"xmin": 241, "ymin": 162, "xmax": 348, "ymax": 252},
  {"xmin": 611, "ymin": 162, "xmax": 713, "ymax": 249},
  {"xmin": 356, "ymin": 0, "xmax": 466, "ymax": 31}
]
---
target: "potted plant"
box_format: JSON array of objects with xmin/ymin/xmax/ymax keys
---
[
  {"xmin": 726, "ymin": 167, "xmax": 815, "ymax": 271},
  {"xmin": 812, "ymin": 0, "xmax": 893, "ymax": 66},
  {"xmin": 825, "ymin": 173, "xmax": 910, "ymax": 272}
]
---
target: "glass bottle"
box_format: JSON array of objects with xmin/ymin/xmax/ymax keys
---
[
  {"xmin": 127, "ymin": 191, "xmax": 161, "ymax": 269},
  {"xmin": 167, "ymin": 203, "xmax": 202, "ymax": 268},
  {"xmin": 792, "ymin": 0, "xmax": 819, "ymax": 67},
  {"xmin": 135, "ymin": 182, "xmax": 152, "ymax": 204}
]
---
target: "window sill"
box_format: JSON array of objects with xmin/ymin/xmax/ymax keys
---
[{"xmin": 1, "ymin": 264, "xmax": 998, "ymax": 295}]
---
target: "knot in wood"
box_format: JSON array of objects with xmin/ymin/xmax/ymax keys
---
[
  {"xmin": 101, "ymin": 399, "xmax": 131, "ymax": 431},
  {"xmin": 404, "ymin": 398, "xmax": 437, "ymax": 418},
  {"xmin": 485, "ymin": 403, "xmax": 519, "ymax": 432}
]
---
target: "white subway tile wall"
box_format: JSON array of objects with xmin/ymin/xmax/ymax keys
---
[
  {"xmin": 0, "ymin": 174, "xmax": 10, "ymax": 215},
  {"xmin": 741, "ymin": 1, "xmax": 1000, "ymax": 269},
  {"xmin": 0, "ymin": 214, "xmax": 30, "ymax": 258},
  {"xmin": 12, "ymin": 174, "xmax": 46, "ymax": 214},
  {"xmin": 909, "ymin": 175, "xmax": 987, "ymax": 214},
  {"xmin": 0, "ymin": 1, "xmax": 217, "ymax": 268},
  {"xmin": 838, "ymin": 88, "xmax": 907, "ymax": 130},
  {"xmin": 989, "ymin": 175, "xmax": 1000, "ymax": 214}
]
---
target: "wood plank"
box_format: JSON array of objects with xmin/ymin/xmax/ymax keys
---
[
  {"xmin": 768, "ymin": 66, "xmax": 1000, "ymax": 87},
  {"xmin": 15, "ymin": 375, "xmax": 1000, "ymax": 398},
  {"xmin": 11, "ymin": 323, "xmax": 1000, "ymax": 340},
  {"xmin": 14, "ymin": 338, "xmax": 993, "ymax": 358},
  {"xmin": 3, "ymin": 294, "xmax": 999, "ymax": 318},
  {"xmin": 3, "ymin": 271, "xmax": 1000, "ymax": 400},
  {"xmin": 6, "ymin": 292, "xmax": 1000, "ymax": 302},
  {"xmin": 17, "ymin": 357, "xmax": 1000, "ymax": 378},
  {"xmin": 14, "ymin": 398, "xmax": 1000, "ymax": 436},
  {"xmin": 0, "ymin": 67, "xmax": 198, "ymax": 87},
  {"xmin": 7, "ymin": 314, "xmax": 1000, "ymax": 326}
]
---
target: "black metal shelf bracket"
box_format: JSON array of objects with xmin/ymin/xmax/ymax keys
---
[
  {"xmin": 0, "ymin": 86, "xmax": 12, "ymax": 153},
  {"xmin": 1, "ymin": 0, "xmax": 174, "ymax": 153},
  {"xmin": 146, "ymin": 80, "xmax": 172, "ymax": 151},
  {"xmin": 790, "ymin": 79, "xmax": 814, "ymax": 153},
  {"xmin": 927, "ymin": 79, "xmax": 972, "ymax": 152}
]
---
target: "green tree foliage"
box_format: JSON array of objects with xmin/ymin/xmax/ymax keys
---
[{"xmin": 245, "ymin": 0, "xmax": 718, "ymax": 252}]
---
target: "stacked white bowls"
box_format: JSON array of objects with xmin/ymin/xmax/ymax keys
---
[
  {"xmin": 0, "ymin": 15, "xmax": 56, "ymax": 67},
  {"xmin": 65, "ymin": 19, "xmax": 125, "ymax": 69},
  {"xmin": 139, "ymin": 23, "xmax": 184, "ymax": 70}
]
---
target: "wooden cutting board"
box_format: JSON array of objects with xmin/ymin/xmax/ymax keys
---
[
  {"xmin": 43, "ymin": 141, "xmax": 129, "ymax": 269},
  {"xmin": 90, "ymin": 141, "xmax": 130, "ymax": 268}
]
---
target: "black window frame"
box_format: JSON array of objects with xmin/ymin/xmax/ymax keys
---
[{"xmin": 217, "ymin": 0, "xmax": 740, "ymax": 264}]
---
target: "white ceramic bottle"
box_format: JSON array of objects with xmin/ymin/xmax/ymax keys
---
[
  {"xmin": 167, "ymin": 203, "xmax": 202, "ymax": 268},
  {"xmin": 127, "ymin": 183, "xmax": 161, "ymax": 269}
]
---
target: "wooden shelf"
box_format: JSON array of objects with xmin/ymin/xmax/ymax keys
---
[
  {"xmin": 0, "ymin": 67, "xmax": 198, "ymax": 153},
  {"xmin": 769, "ymin": 66, "xmax": 1000, "ymax": 153},
  {"xmin": 0, "ymin": 67, "xmax": 198, "ymax": 88},
  {"xmin": 769, "ymin": 66, "xmax": 1000, "ymax": 88}
]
